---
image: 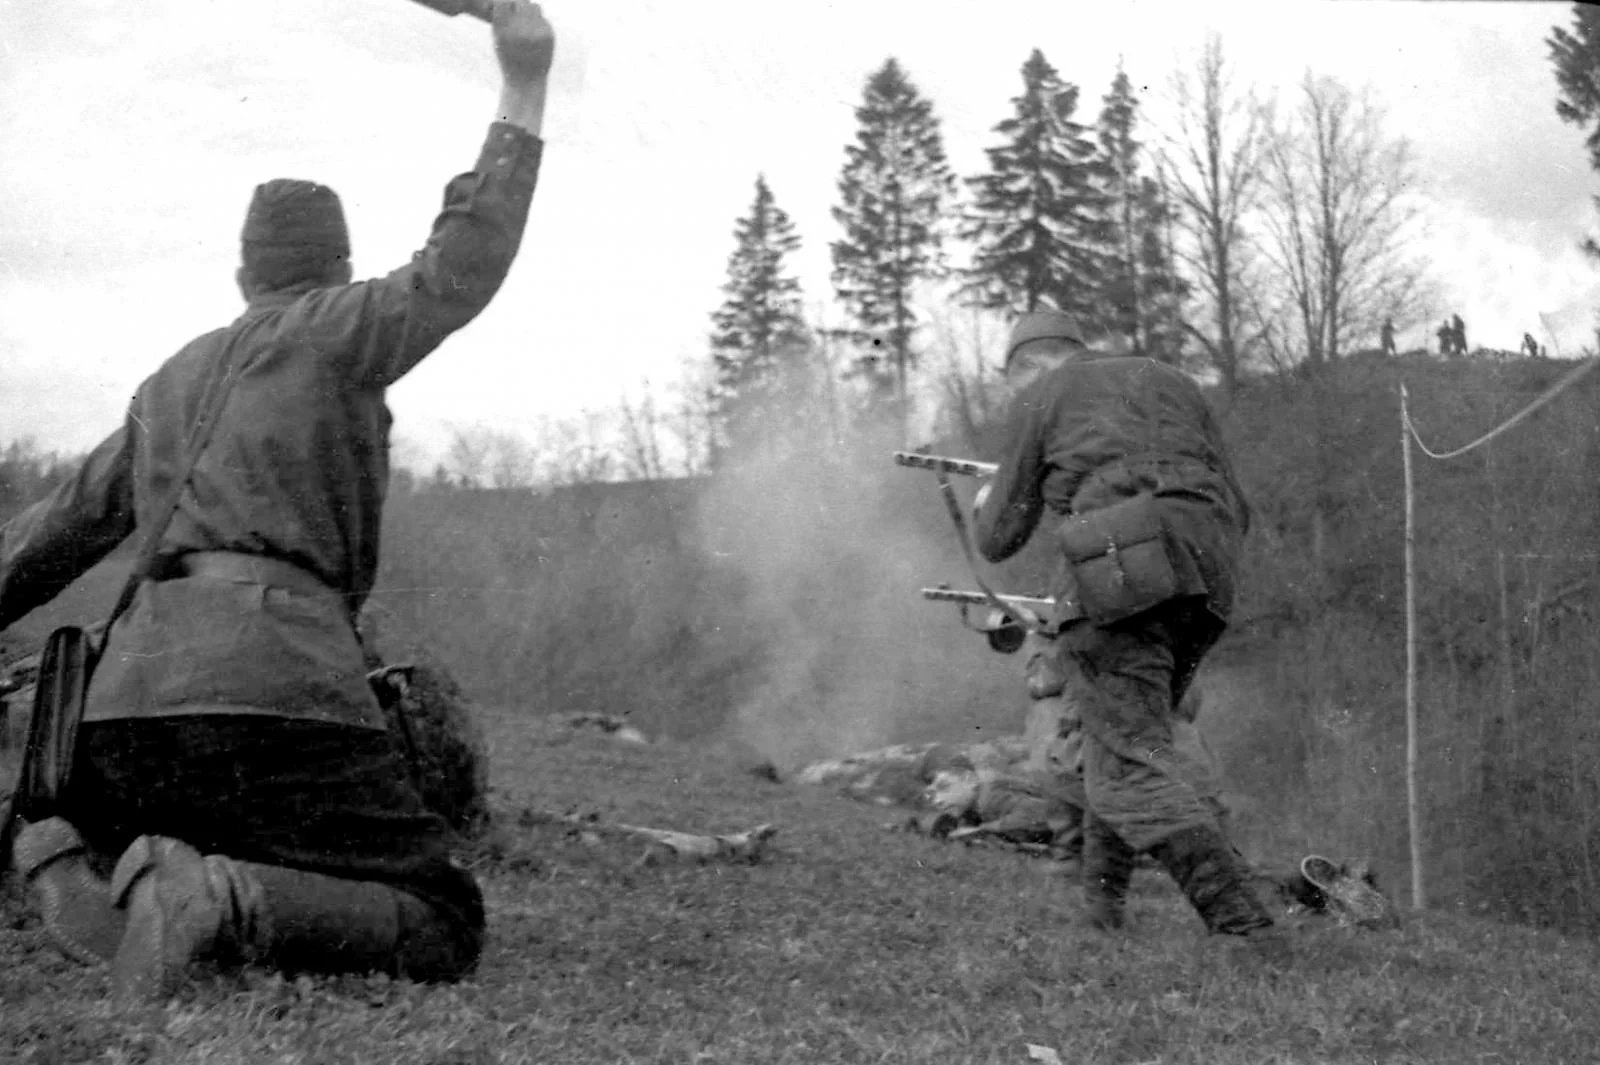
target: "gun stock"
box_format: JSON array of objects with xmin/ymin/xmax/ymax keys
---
[
  {"xmin": 893, "ymin": 451, "xmax": 998, "ymax": 478},
  {"xmin": 407, "ymin": 0, "xmax": 493, "ymax": 21}
]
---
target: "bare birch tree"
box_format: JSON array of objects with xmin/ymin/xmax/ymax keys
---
[
  {"xmin": 666, "ymin": 359, "xmax": 718, "ymax": 477},
  {"xmin": 925, "ymin": 303, "xmax": 1007, "ymax": 450},
  {"xmin": 538, "ymin": 411, "xmax": 615, "ymax": 486},
  {"xmin": 1161, "ymin": 33, "xmax": 1268, "ymax": 397},
  {"xmin": 1258, "ymin": 72, "xmax": 1429, "ymax": 369},
  {"xmin": 486, "ymin": 430, "xmax": 540, "ymax": 489},
  {"xmin": 618, "ymin": 383, "xmax": 667, "ymax": 481},
  {"xmin": 442, "ymin": 426, "xmax": 545, "ymax": 489},
  {"xmin": 444, "ymin": 426, "xmax": 494, "ymax": 488}
]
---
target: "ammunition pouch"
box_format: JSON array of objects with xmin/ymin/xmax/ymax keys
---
[
  {"xmin": 1057, "ymin": 494, "xmax": 1206, "ymax": 625},
  {"xmin": 0, "ymin": 625, "xmax": 100, "ymax": 875}
]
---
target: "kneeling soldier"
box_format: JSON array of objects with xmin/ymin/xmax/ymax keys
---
[{"xmin": 2, "ymin": 0, "xmax": 555, "ymax": 1004}]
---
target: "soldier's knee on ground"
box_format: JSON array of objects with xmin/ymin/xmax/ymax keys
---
[
  {"xmin": 250, "ymin": 863, "xmax": 485, "ymax": 982},
  {"xmin": 110, "ymin": 837, "xmax": 484, "ymax": 1005}
]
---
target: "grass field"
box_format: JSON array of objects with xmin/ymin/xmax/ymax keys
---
[{"xmin": 5, "ymin": 702, "xmax": 1599, "ymax": 1065}]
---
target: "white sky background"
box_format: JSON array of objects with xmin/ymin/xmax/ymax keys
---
[{"xmin": 2, "ymin": 0, "xmax": 1597, "ymax": 462}]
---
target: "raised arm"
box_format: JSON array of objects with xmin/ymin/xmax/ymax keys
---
[
  {"xmin": 343, "ymin": 0, "xmax": 557, "ymax": 387},
  {"xmin": 492, "ymin": 0, "xmax": 555, "ymax": 135}
]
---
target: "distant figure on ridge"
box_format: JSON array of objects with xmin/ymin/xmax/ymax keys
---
[{"xmin": 1437, "ymin": 319, "xmax": 1454, "ymax": 358}]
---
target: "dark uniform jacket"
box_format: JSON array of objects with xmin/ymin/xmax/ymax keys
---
[
  {"xmin": 0, "ymin": 123, "xmax": 543, "ymax": 729},
  {"xmin": 973, "ymin": 355, "xmax": 1251, "ymax": 625}
]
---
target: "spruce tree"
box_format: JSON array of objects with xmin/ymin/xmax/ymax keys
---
[
  {"xmin": 1134, "ymin": 172, "xmax": 1189, "ymax": 360},
  {"xmin": 1550, "ymin": 4, "xmax": 1600, "ymax": 258},
  {"xmin": 1096, "ymin": 66, "xmax": 1188, "ymax": 360},
  {"xmin": 830, "ymin": 58, "xmax": 956, "ymax": 429},
  {"xmin": 959, "ymin": 49, "xmax": 1108, "ymax": 319},
  {"xmin": 709, "ymin": 175, "xmax": 809, "ymax": 456},
  {"xmin": 1097, "ymin": 66, "xmax": 1145, "ymax": 348}
]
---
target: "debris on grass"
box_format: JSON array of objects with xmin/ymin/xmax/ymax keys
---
[
  {"xmin": 514, "ymin": 807, "xmax": 778, "ymax": 865},
  {"xmin": 550, "ymin": 712, "xmax": 650, "ymax": 745}
]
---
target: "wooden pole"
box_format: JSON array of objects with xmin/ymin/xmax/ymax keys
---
[
  {"xmin": 1488, "ymin": 442, "xmax": 1515, "ymax": 790},
  {"xmin": 1401, "ymin": 383, "xmax": 1426, "ymax": 910}
]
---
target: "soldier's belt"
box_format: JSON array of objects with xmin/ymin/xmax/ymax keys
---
[{"xmin": 166, "ymin": 551, "xmax": 336, "ymax": 602}]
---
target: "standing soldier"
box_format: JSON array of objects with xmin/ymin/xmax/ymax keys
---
[
  {"xmin": 973, "ymin": 310, "xmax": 1283, "ymax": 954},
  {"xmin": 1380, "ymin": 318, "xmax": 1397, "ymax": 358},
  {"xmin": 1451, "ymin": 314, "xmax": 1468, "ymax": 357},
  {"xmin": 1, "ymin": 1, "xmax": 556, "ymax": 1005}
]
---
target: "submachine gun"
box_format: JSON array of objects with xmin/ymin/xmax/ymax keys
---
[
  {"xmin": 920, "ymin": 585, "xmax": 1055, "ymax": 655},
  {"xmin": 892, "ymin": 450, "xmax": 1053, "ymax": 655}
]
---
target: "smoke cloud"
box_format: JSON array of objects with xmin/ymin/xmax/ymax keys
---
[{"xmin": 692, "ymin": 415, "xmax": 1002, "ymax": 772}]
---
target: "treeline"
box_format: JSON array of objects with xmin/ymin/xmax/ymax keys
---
[
  {"xmin": 698, "ymin": 33, "xmax": 1434, "ymax": 464},
  {"xmin": 397, "ymin": 396, "xmax": 693, "ymax": 493},
  {"xmin": 424, "ymin": 8, "xmax": 1600, "ymax": 495},
  {"xmin": 414, "ymin": 32, "xmax": 1445, "ymax": 491},
  {"xmin": 0, "ymin": 440, "xmax": 86, "ymax": 528}
]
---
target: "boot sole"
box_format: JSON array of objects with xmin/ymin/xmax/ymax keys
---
[
  {"xmin": 13, "ymin": 818, "xmax": 123, "ymax": 967},
  {"xmin": 32, "ymin": 868, "xmax": 124, "ymax": 967},
  {"xmin": 110, "ymin": 837, "xmax": 225, "ymax": 1007}
]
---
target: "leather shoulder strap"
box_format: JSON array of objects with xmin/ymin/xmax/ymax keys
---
[{"xmin": 104, "ymin": 331, "xmax": 247, "ymax": 628}]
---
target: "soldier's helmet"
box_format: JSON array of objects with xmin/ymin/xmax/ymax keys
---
[
  {"xmin": 1004, "ymin": 310, "xmax": 1088, "ymax": 369},
  {"xmin": 1300, "ymin": 855, "xmax": 1402, "ymax": 930},
  {"xmin": 1004, "ymin": 310, "xmax": 1132, "ymax": 370}
]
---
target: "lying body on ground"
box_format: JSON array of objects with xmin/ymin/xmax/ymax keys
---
[{"xmin": 793, "ymin": 737, "xmax": 1400, "ymax": 929}]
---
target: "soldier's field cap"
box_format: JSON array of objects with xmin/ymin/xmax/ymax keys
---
[
  {"xmin": 1005, "ymin": 310, "xmax": 1086, "ymax": 368},
  {"xmin": 241, "ymin": 179, "xmax": 350, "ymax": 254}
]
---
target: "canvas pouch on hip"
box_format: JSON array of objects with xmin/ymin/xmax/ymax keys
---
[
  {"xmin": 0, "ymin": 625, "xmax": 100, "ymax": 869},
  {"xmin": 1057, "ymin": 494, "xmax": 1205, "ymax": 625}
]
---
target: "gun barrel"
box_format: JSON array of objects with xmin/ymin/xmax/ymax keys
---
[
  {"xmin": 921, "ymin": 587, "xmax": 1055, "ymax": 612},
  {"xmin": 893, "ymin": 451, "xmax": 999, "ymax": 478}
]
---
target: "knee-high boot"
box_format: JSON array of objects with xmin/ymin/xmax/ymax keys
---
[
  {"xmin": 1079, "ymin": 815, "xmax": 1138, "ymax": 931},
  {"xmin": 1148, "ymin": 824, "xmax": 1278, "ymax": 938},
  {"xmin": 12, "ymin": 817, "xmax": 125, "ymax": 966},
  {"xmin": 108, "ymin": 834, "xmax": 482, "ymax": 1006}
]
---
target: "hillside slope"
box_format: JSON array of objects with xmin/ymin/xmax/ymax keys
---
[
  {"xmin": 5, "ymin": 713, "xmax": 1600, "ymax": 1064},
  {"xmin": 4, "ymin": 352, "xmax": 1597, "ymax": 934}
]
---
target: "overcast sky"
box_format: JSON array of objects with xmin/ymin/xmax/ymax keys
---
[{"xmin": 2, "ymin": 0, "xmax": 1597, "ymax": 462}]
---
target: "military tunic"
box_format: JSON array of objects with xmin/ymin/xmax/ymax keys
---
[
  {"xmin": 0, "ymin": 123, "xmax": 541, "ymax": 730},
  {"xmin": 974, "ymin": 355, "xmax": 1251, "ymax": 853},
  {"xmin": 0, "ymin": 123, "xmax": 544, "ymax": 969}
]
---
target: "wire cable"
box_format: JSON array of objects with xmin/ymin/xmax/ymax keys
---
[{"xmin": 1402, "ymin": 355, "xmax": 1600, "ymax": 461}]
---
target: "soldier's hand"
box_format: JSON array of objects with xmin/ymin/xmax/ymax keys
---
[
  {"xmin": 971, "ymin": 482, "xmax": 993, "ymax": 529},
  {"xmin": 492, "ymin": 0, "xmax": 556, "ymax": 87}
]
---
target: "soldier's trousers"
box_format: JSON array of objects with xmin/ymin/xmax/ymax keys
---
[
  {"xmin": 1032, "ymin": 600, "xmax": 1229, "ymax": 855},
  {"xmin": 59, "ymin": 716, "xmax": 484, "ymax": 976}
]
